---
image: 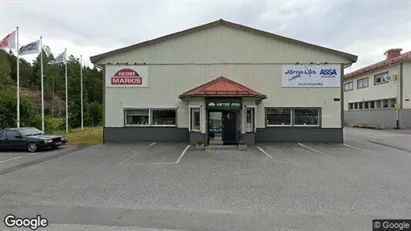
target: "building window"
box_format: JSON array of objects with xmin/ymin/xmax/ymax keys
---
[
  {"xmin": 266, "ymin": 108, "xmax": 291, "ymax": 126},
  {"xmin": 125, "ymin": 109, "xmax": 150, "ymax": 125},
  {"xmin": 375, "ymin": 100, "xmax": 381, "ymax": 108},
  {"xmin": 357, "ymin": 77, "xmax": 369, "ymax": 89},
  {"xmin": 349, "ymin": 103, "xmax": 353, "ymax": 110},
  {"xmin": 152, "ymin": 109, "xmax": 176, "ymax": 126},
  {"xmin": 374, "ymin": 72, "xmax": 390, "ymax": 85},
  {"xmin": 344, "ymin": 81, "xmax": 353, "ymax": 91},
  {"xmin": 364, "ymin": 101, "xmax": 369, "ymax": 109},
  {"xmin": 354, "ymin": 103, "xmax": 358, "ymax": 109},
  {"xmin": 369, "ymin": 101, "xmax": 375, "ymax": 109},
  {"xmin": 190, "ymin": 108, "xmax": 200, "ymax": 131},
  {"xmin": 246, "ymin": 107, "xmax": 255, "ymax": 132},
  {"xmin": 266, "ymin": 108, "xmax": 320, "ymax": 127},
  {"xmin": 358, "ymin": 102, "xmax": 363, "ymax": 109},
  {"xmin": 382, "ymin": 99, "xmax": 389, "ymax": 108},
  {"xmin": 294, "ymin": 108, "xmax": 319, "ymax": 126}
]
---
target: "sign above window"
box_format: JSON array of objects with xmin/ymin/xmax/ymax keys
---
[
  {"xmin": 206, "ymin": 98, "xmax": 242, "ymax": 110},
  {"xmin": 282, "ymin": 64, "xmax": 341, "ymax": 88},
  {"xmin": 106, "ymin": 65, "xmax": 148, "ymax": 88}
]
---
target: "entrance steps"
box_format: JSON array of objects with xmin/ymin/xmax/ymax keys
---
[{"xmin": 206, "ymin": 145, "xmax": 238, "ymax": 151}]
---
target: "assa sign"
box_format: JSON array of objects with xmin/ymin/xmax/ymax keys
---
[
  {"xmin": 320, "ymin": 69, "xmax": 338, "ymax": 78},
  {"xmin": 106, "ymin": 65, "xmax": 148, "ymax": 88}
]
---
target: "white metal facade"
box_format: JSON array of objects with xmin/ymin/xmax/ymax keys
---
[{"xmin": 95, "ymin": 24, "xmax": 352, "ymax": 133}]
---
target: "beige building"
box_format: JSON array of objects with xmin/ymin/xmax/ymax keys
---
[
  {"xmin": 90, "ymin": 19, "xmax": 357, "ymax": 144},
  {"xmin": 344, "ymin": 49, "xmax": 411, "ymax": 128}
]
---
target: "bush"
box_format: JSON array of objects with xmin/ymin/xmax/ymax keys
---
[
  {"xmin": 0, "ymin": 86, "xmax": 41, "ymax": 129},
  {"xmin": 85, "ymin": 101, "xmax": 102, "ymax": 127}
]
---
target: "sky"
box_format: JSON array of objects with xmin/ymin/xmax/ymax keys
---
[{"xmin": 0, "ymin": 0, "xmax": 410, "ymax": 73}]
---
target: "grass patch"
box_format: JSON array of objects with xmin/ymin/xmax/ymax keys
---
[{"xmin": 53, "ymin": 126, "xmax": 103, "ymax": 145}]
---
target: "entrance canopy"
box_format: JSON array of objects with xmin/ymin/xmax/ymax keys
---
[{"xmin": 179, "ymin": 76, "xmax": 267, "ymax": 99}]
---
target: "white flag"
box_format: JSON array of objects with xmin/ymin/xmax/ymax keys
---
[
  {"xmin": 0, "ymin": 30, "xmax": 17, "ymax": 50},
  {"xmin": 49, "ymin": 49, "xmax": 67, "ymax": 64},
  {"xmin": 19, "ymin": 40, "xmax": 40, "ymax": 55}
]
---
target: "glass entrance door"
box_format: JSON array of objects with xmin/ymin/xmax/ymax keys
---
[{"xmin": 208, "ymin": 112, "xmax": 223, "ymax": 145}]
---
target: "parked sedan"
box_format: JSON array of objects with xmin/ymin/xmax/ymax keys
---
[{"xmin": 0, "ymin": 127, "xmax": 67, "ymax": 152}]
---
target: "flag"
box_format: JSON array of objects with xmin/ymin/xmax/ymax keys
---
[
  {"xmin": 0, "ymin": 30, "xmax": 17, "ymax": 49},
  {"xmin": 49, "ymin": 49, "xmax": 67, "ymax": 64},
  {"xmin": 19, "ymin": 40, "xmax": 40, "ymax": 55}
]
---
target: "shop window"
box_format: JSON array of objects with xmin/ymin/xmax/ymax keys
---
[
  {"xmin": 374, "ymin": 72, "xmax": 389, "ymax": 85},
  {"xmin": 389, "ymin": 98, "xmax": 396, "ymax": 108},
  {"xmin": 125, "ymin": 109, "xmax": 150, "ymax": 125},
  {"xmin": 344, "ymin": 81, "xmax": 353, "ymax": 91},
  {"xmin": 382, "ymin": 99, "xmax": 389, "ymax": 108},
  {"xmin": 190, "ymin": 108, "xmax": 200, "ymax": 131},
  {"xmin": 349, "ymin": 103, "xmax": 353, "ymax": 110},
  {"xmin": 354, "ymin": 103, "xmax": 358, "ymax": 109},
  {"xmin": 369, "ymin": 101, "xmax": 375, "ymax": 109},
  {"xmin": 358, "ymin": 102, "xmax": 363, "ymax": 109},
  {"xmin": 375, "ymin": 100, "xmax": 381, "ymax": 108},
  {"xmin": 294, "ymin": 108, "xmax": 319, "ymax": 126},
  {"xmin": 357, "ymin": 77, "xmax": 369, "ymax": 89},
  {"xmin": 246, "ymin": 107, "xmax": 255, "ymax": 132},
  {"xmin": 152, "ymin": 109, "xmax": 176, "ymax": 126},
  {"xmin": 266, "ymin": 108, "xmax": 291, "ymax": 126}
]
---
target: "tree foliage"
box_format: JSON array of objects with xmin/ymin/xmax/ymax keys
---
[{"xmin": 0, "ymin": 48, "xmax": 103, "ymax": 131}]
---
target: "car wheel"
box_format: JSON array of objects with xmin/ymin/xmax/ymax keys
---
[{"xmin": 27, "ymin": 142, "xmax": 38, "ymax": 153}]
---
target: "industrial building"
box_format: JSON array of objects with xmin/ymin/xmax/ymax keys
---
[
  {"xmin": 90, "ymin": 19, "xmax": 357, "ymax": 144},
  {"xmin": 344, "ymin": 48, "xmax": 411, "ymax": 128}
]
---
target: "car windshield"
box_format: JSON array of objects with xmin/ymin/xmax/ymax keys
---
[{"xmin": 19, "ymin": 128, "xmax": 44, "ymax": 136}]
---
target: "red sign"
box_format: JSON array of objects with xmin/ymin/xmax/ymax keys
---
[{"xmin": 111, "ymin": 68, "xmax": 143, "ymax": 85}]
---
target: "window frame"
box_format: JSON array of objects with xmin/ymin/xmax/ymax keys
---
[
  {"xmin": 245, "ymin": 105, "xmax": 257, "ymax": 132},
  {"xmin": 374, "ymin": 72, "xmax": 390, "ymax": 85},
  {"xmin": 151, "ymin": 108, "xmax": 177, "ymax": 127},
  {"xmin": 292, "ymin": 108, "xmax": 321, "ymax": 127},
  {"xmin": 266, "ymin": 108, "xmax": 293, "ymax": 127},
  {"xmin": 357, "ymin": 77, "xmax": 369, "ymax": 89},
  {"xmin": 265, "ymin": 107, "xmax": 321, "ymax": 127},
  {"xmin": 188, "ymin": 106, "xmax": 201, "ymax": 132},
  {"xmin": 344, "ymin": 81, "xmax": 354, "ymax": 92},
  {"xmin": 123, "ymin": 108, "xmax": 177, "ymax": 127}
]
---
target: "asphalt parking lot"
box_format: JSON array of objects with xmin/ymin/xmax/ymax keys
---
[{"xmin": 1, "ymin": 128, "xmax": 411, "ymax": 231}]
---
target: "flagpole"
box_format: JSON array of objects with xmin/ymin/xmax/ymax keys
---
[
  {"xmin": 65, "ymin": 48, "xmax": 68, "ymax": 134},
  {"xmin": 16, "ymin": 27, "xmax": 20, "ymax": 128},
  {"xmin": 80, "ymin": 55, "xmax": 84, "ymax": 131},
  {"xmin": 40, "ymin": 36, "xmax": 45, "ymax": 132}
]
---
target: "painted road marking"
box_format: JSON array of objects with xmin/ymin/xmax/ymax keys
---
[
  {"xmin": 175, "ymin": 145, "xmax": 191, "ymax": 164},
  {"xmin": 148, "ymin": 142, "xmax": 156, "ymax": 147},
  {"xmin": 0, "ymin": 153, "xmax": 37, "ymax": 164},
  {"xmin": 257, "ymin": 146, "xmax": 273, "ymax": 159},
  {"xmin": 343, "ymin": 143, "xmax": 371, "ymax": 153},
  {"xmin": 298, "ymin": 143, "xmax": 334, "ymax": 158}
]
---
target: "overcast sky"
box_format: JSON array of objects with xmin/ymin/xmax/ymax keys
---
[{"xmin": 1, "ymin": 0, "xmax": 410, "ymax": 73}]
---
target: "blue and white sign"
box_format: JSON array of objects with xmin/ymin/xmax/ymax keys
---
[{"xmin": 282, "ymin": 64, "xmax": 341, "ymax": 88}]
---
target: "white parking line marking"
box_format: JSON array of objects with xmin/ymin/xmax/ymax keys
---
[
  {"xmin": 343, "ymin": 143, "xmax": 371, "ymax": 153},
  {"xmin": 0, "ymin": 153, "xmax": 36, "ymax": 164},
  {"xmin": 257, "ymin": 146, "xmax": 273, "ymax": 159},
  {"xmin": 148, "ymin": 142, "xmax": 156, "ymax": 147},
  {"xmin": 175, "ymin": 145, "xmax": 190, "ymax": 164},
  {"xmin": 298, "ymin": 143, "xmax": 334, "ymax": 158}
]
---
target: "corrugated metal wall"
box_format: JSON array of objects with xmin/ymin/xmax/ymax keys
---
[
  {"xmin": 101, "ymin": 24, "xmax": 349, "ymax": 129},
  {"xmin": 105, "ymin": 64, "xmax": 341, "ymax": 128}
]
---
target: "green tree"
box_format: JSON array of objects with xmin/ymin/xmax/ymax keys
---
[{"xmin": 0, "ymin": 50, "xmax": 13, "ymax": 85}]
